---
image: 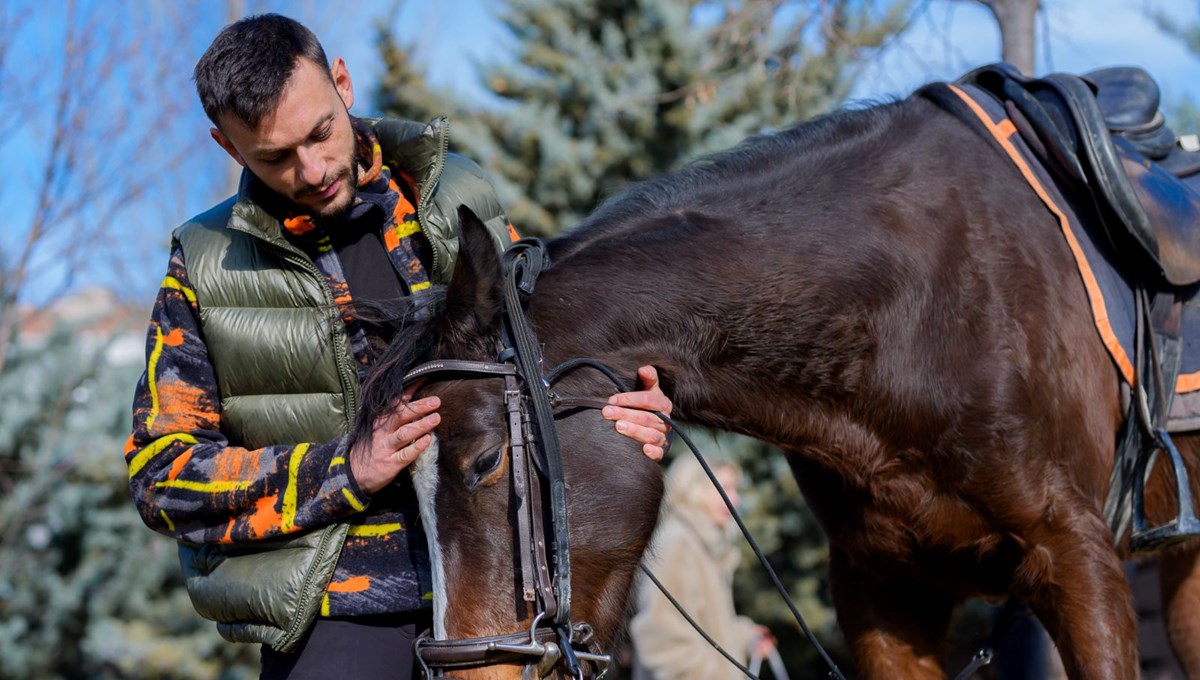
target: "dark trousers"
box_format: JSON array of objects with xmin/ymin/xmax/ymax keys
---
[{"xmin": 260, "ymin": 612, "xmax": 431, "ymax": 680}]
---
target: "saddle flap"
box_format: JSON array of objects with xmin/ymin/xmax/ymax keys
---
[{"xmin": 1115, "ymin": 137, "xmax": 1200, "ymax": 284}]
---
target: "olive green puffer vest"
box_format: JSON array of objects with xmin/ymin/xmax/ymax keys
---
[{"xmin": 172, "ymin": 117, "xmax": 511, "ymax": 651}]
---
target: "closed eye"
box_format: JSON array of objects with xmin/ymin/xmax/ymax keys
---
[
  {"xmin": 466, "ymin": 449, "xmax": 504, "ymax": 490},
  {"xmin": 474, "ymin": 450, "xmax": 502, "ymax": 478}
]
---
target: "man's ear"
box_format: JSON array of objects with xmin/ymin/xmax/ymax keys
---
[
  {"xmin": 209, "ymin": 127, "xmax": 246, "ymax": 167},
  {"xmin": 330, "ymin": 57, "xmax": 354, "ymax": 110}
]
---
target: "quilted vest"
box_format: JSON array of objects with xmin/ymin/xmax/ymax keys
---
[{"xmin": 172, "ymin": 117, "xmax": 511, "ymax": 651}]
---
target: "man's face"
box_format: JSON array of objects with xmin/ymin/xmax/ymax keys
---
[{"xmin": 211, "ymin": 57, "xmax": 358, "ymax": 220}]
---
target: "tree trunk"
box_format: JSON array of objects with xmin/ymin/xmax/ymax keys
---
[{"xmin": 979, "ymin": 0, "xmax": 1039, "ymax": 75}]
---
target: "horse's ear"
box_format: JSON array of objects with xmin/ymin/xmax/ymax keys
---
[{"xmin": 441, "ymin": 206, "xmax": 505, "ymax": 350}]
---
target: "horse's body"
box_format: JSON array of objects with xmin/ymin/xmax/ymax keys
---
[{"xmin": 365, "ymin": 91, "xmax": 1200, "ymax": 678}]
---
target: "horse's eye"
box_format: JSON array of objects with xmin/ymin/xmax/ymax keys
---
[{"xmin": 473, "ymin": 450, "xmax": 503, "ymax": 479}]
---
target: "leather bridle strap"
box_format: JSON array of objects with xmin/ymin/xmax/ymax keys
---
[
  {"xmin": 403, "ymin": 359, "xmax": 558, "ymax": 616},
  {"xmin": 501, "ymin": 239, "xmax": 575, "ymax": 629},
  {"xmin": 505, "ymin": 370, "xmax": 539, "ymax": 606},
  {"xmin": 402, "ymin": 358, "xmax": 603, "ymax": 676},
  {"xmin": 404, "ymin": 359, "xmax": 519, "ymax": 382}
]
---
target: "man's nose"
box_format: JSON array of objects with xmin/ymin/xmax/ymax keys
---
[{"xmin": 296, "ymin": 147, "xmax": 327, "ymax": 188}]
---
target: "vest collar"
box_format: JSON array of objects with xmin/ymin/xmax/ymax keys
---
[{"xmin": 366, "ymin": 116, "xmax": 449, "ymax": 216}]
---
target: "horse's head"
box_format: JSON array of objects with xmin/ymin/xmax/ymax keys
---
[{"xmin": 374, "ymin": 209, "xmax": 665, "ymax": 678}]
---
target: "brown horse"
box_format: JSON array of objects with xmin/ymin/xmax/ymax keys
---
[{"xmin": 358, "ymin": 89, "xmax": 1200, "ymax": 678}]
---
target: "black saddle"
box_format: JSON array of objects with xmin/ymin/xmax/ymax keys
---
[{"xmin": 960, "ymin": 63, "xmax": 1200, "ymax": 287}]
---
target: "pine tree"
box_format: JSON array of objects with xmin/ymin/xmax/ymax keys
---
[
  {"xmin": 0, "ymin": 315, "xmax": 257, "ymax": 679},
  {"xmin": 377, "ymin": 0, "xmax": 909, "ymax": 236},
  {"xmin": 373, "ymin": 19, "xmax": 465, "ymax": 125}
]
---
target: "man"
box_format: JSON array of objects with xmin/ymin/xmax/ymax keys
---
[{"xmin": 125, "ymin": 14, "xmax": 671, "ymax": 679}]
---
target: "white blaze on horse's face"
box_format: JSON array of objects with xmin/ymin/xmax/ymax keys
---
[{"xmin": 411, "ymin": 435, "xmax": 448, "ymax": 640}]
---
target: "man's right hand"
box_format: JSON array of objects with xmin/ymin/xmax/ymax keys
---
[{"xmin": 349, "ymin": 388, "xmax": 441, "ymax": 496}]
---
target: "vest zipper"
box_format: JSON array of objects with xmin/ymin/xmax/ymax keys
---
[
  {"xmin": 252, "ymin": 238, "xmax": 360, "ymax": 421},
  {"xmin": 417, "ymin": 116, "xmax": 450, "ymax": 279}
]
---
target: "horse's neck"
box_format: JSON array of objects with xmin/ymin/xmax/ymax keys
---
[
  {"xmin": 531, "ymin": 104, "xmax": 933, "ymax": 439},
  {"xmin": 533, "ymin": 235, "xmax": 858, "ymax": 442}
]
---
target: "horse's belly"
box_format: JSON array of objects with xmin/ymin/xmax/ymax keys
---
[{"xmin": 808, "ymin": 477, "xmax": 1017, "ymax": 596}]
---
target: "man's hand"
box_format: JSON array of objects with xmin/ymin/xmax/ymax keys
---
[
  {"xmin": 349, "ymin": 385, "xmax": 441, "ymax": 496},
  {"xmin": 753, "ymin": 624, "xmax": 777, "ymax": 659},
  {"xmin": 602, "ymin": 365, "xmax": 673, "ymax": 461}
]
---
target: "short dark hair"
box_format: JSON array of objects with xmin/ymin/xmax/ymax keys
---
[{"xmin": 194, "ymin": 13, "xmax": 330, "ymax": 129}]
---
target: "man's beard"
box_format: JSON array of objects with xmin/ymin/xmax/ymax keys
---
[{"xmin": 298, "ymin": 161, "xmax": 358, "ymax": 222}]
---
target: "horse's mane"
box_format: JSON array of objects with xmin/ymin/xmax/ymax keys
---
[
  {"xmin": 552, "ymin": 98, "xmax": 909, "ymax": 260},
  {"xmin": 353, "ymin": 288, "xmax": 447, "ymax": 442}
]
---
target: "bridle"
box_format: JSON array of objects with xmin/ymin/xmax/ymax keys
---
[
  {"xmin": 406, "ymin": 238, "xmax": 848, "ymax": 679},
  {"xmin": 407, "ymin": 240, "xmax": 611, "ymax": 679},
  {"xmin": 404, "ymin": 356, "xmax": 610, "ymax": 679}
]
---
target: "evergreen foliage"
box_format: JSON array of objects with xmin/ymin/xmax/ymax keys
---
[
  {"xmin": 374, "ymin": 19, "xmax": 466, "ymax": 125},
  {"xmin": 379, "ymin": 0, "xmax": 909, "ymax": 235},
  {"xmin": 0, "ymin": 321, "xmax": 256, "ymax": 679}
]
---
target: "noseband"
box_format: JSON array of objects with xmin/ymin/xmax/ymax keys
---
[{"xmin": 407, "ymin": 240, "xmax": 611, "ymax": 679}]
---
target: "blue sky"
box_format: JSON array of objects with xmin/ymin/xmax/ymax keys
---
[
  {"xmin": 376, "ymin": 1, "xmax": 1200, "ymax": 108},
  {"xmin": 852, "ymin": 0, "xmax": 1200, "ymax": 104},
  {"xmin": 4, "ymin": 0, "xmax": 1200, "ymax": 310}
]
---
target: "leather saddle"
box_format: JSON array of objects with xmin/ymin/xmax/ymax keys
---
[{"xmin": 960, "ymin": 63, "xmax": 1200, "ymax": 287}]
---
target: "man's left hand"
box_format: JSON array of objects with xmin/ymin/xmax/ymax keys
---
[{"xmin": 602, "ymin": 365, "xmax": 673, "ymax": 460}]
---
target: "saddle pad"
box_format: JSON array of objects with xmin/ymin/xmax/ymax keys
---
[{"xmin": 942, "ymin": 84, "xmax": 1200, "ymax": 430}]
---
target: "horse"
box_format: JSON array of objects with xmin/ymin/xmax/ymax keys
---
[{"xmin": 357, "ymin": 82, "xmax": 1200, "ymax": 679}]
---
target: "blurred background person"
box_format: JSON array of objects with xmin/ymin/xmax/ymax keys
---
[{"xmin": 631, "ymin": 455, "xmax": 777, "ymax": 680}]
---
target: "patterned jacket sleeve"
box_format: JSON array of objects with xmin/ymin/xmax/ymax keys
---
[{"xmin": 124, "ymin": 248, "xmax": 370, "ymax": 544}]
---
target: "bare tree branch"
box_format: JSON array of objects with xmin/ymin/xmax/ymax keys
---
[{"xmin": 0, "ymin": 1, "xmax": 213, "ymax": 373}]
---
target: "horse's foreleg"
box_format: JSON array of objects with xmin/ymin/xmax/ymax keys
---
[
  {"xmin": 1020, "ymin": 500, "xmax": 1137, "ymax": 679},
  {"xmin": 829, "ymin": 549, "xmax": 953, "ymax": 680}
]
